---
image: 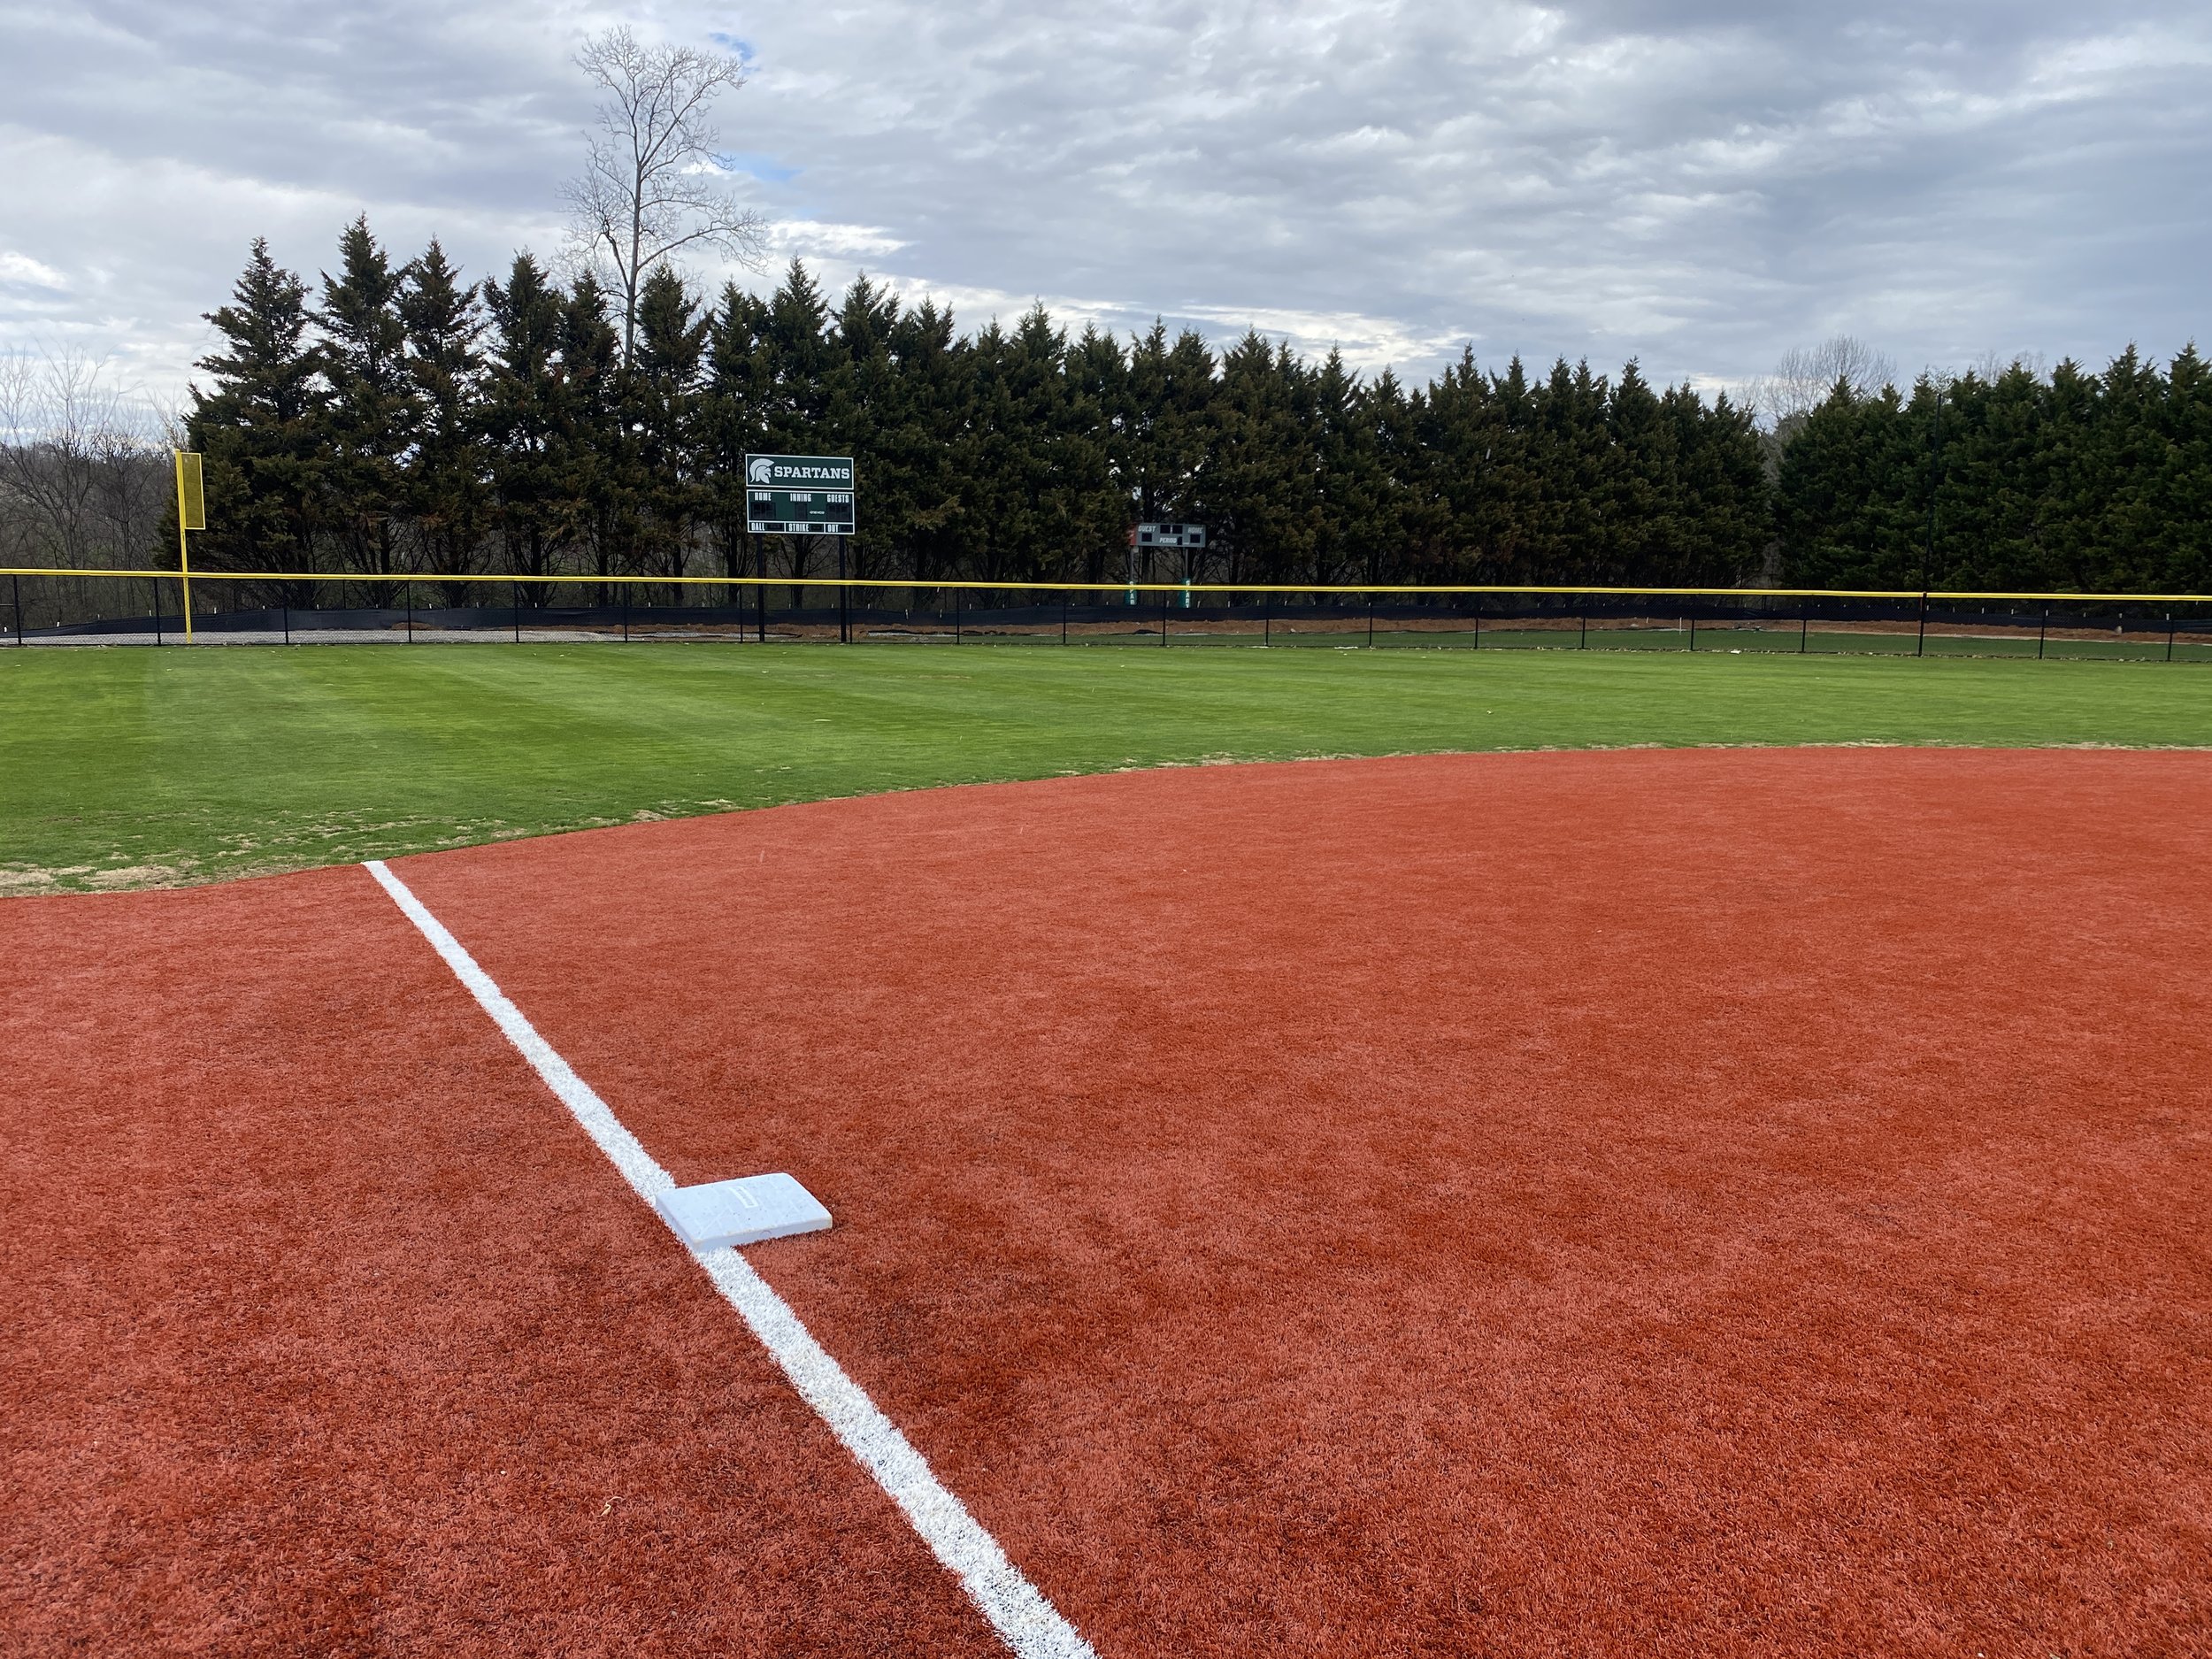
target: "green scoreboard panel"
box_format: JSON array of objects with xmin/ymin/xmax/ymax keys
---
[
  {"xmin": 1135, "ymin": 522, "xmax": 1206, "ymax": 549},
  {"xmin": 745, "ymin": 453, "xmax": 856, "ymax": 535}
]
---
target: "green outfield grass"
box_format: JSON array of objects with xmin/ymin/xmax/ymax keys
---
[{"xmin": 4, "ymin": 641, "xmax": 2208, "ymax": 893}]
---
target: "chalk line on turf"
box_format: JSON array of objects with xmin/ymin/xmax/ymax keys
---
[{"xmin": 365, "ymin": 858, "xmax": 1099, "ymax": 1659}]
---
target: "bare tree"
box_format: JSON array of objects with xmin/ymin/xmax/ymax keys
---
[
  {"xmin": 0, "ymin": 347, "xmax": 166, "ymax": 570},
  {"xmin": 1972, "ymin": 349, "xmax": 2048, "ymax": 384},
  {"xmin": 1748, "ymin": 334, "xmax": 1898, "ymax": 433},
  {"xmin": 561, "ymin": 27, "xmax": 768, "ymax": 366}
]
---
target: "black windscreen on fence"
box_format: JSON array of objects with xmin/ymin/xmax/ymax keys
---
[{"xmin": 4, "ymin": 572, "xmax": 2210, "ymax": 664}]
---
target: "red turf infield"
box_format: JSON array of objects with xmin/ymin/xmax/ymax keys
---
[{"xmin": 6, "ymin": 749, "xmax": 2210, "ymax": 1655}]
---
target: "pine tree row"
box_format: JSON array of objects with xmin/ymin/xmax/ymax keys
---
[
  {"xmin": 185, "ymin": 221, "xmax": 2210, "ymax": 596},
  {"xmin": 1778, "ymin": 354, "xmax": 2212, "ymax": 594},
  {"xmin": 186, "ymin": 222, "xmax": 1769, "ymax": 595}
]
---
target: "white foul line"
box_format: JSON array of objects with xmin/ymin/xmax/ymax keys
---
[{"xmin": 364, "ymin": 859, "xmax": 1098, "ymax": 1659}]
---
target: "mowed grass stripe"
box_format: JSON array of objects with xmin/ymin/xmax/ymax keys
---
[{"xmin": 4, "ymin": 641, "xmax": 2209, "ymax": 892}]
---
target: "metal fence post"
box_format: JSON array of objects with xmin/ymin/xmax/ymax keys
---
[
  {"xmin": 1687, "ymin": 611, "xmax": 1695, "ymax": 652},
  {"xmin": 281, "ymin": 603, "xmax": 290, "ymax": 646},
  {"xmin": 1263, "ymin": 588, "xmax": 1271, "ymax": 647},
  {"xmin": 1367, "ymin": 591, "xmax": 1375, "ymax": 648},
  {"xmin": 12, "ymin": 572, "xmax": 22, "ymax": 646},
  {"xmin": 2167, "ymin": 613, "xmax": 2176, "ymax": 663},
  {"xmin": 1061, "ymin": 591, "xmax": 1069, "ymax": 645},
  {"xmin": 1160, "ymin": 583, "xmax": 1168, "ymax": 646},
  {"xmin": 512, "ymin": 580, "xmax": 521, "ymax": 643},
  {"xmin": 2039, "ymin": 607, "xmax": 2047, "ymax": 659},
  {"xmin": 1916, "ymin": 592, "xmax": 1927, "ymax": 657},
  {"xmin": 405, "ymin": 584, "xmax": 414, "ymax": 643},
  {"xmin": 152, "ymin": 577, "xmax": 163, "ymax": 646},
  {"xmin": 1800, "ymin": 603, "xmax": 1809, "ymax": 653},
  {"xmin": 956, "ymin": 585, "xmax": 963, "ymax": 645},
  {"xmin": 1579, "ymin": 611, "xmax": 1587, "ymax": 649}
]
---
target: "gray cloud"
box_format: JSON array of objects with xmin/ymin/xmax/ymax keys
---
[{"xmin": 2, "ymin": 1, "xmax": 2205, "ymax": 407}]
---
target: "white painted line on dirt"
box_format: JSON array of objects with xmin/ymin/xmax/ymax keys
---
[{"xmin": 364, "ymin": 858, "xmax": 1099, "ymax": 1659}]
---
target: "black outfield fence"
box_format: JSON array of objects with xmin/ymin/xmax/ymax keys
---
[{"xmin": 5, "ymin": 570, "xmax": 2212, "ymax": 664}]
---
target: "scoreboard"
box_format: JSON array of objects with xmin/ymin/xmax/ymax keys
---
[
  {"xmin": 745, "ymin": 454, "xmax": 856, "ymax": 535},
  {"xmin": 1133, "ymin": 522, "xmax": 1206, "ymax": 549}
]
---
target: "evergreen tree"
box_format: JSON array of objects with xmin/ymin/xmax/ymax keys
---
[
  {"xmin": 1359, "ymin": 370, "xmax": 1419, "ymax": 586},
  {"xmin": 825, "ymin": 274, "xmax": 907, "ymax": 583},
  {"xmin": 188, "ymin": 239, "xmax": 328, "ymax": 588},
  {"xmin": 481, "ymin": 252, "xmax": 585, "ymax": 580},
  {"xmin": 400, "ymin": 241, "xmax": 487, "ymax": 581},
  {"xmin": 315, "ymin": 217, "xmax": 414, "ymax": 576},
  {"xmin": 1417, "ymin": 349, "xmax": 1505, "ymax": 581},
  {"xmin": 884, "ymin": 297, "xmax": 971, "ymax": 591},
  {"xmin": 1122, "ymin": 324, "xmax": 1215, "ymax": 587},
  {"xmin": 1602, "ymin": 361, "xmax": 1675, "ymax": 586},
  {"xmin": 2154, "ymin": 344, "xmax": 2212, "ymax": 594},
  {"xmin": 758, "ymin": 261, "xmax": 836, "ymax": 602},
  {"xmin": 1062, "ymin": 323, "xmax": 1131, "ymax": 588},
  {"xmin": 1666, "ymin": 383, "xmax": 1766, "ymax": 585},
  {"xmin": 1776, "ymin": 381, "xmax": 1913, "ymax": 588},
  {"xmin": 559, "ymin": 272, "xmax": 626, "ymax": 589},
  {"xmin": 964, "ymin": 306, "xmax": 1087, "ymax": 586},
  {"xmin": 702, "ymin": 281, "xmax": 772, "ymax": 588},
  {"xmin": 1485, "ymin": 357, "xmax": 1548, "ymax": 584},
  {"xmin": 628, "ymin": 264, "xmax": 709, "ymax": 586},
  {"xmin": 1208, "ymin": 333, "xmax": 1317, "ymax": 586},
  {"xmin": 2036, "ymin": 358, "xmax": 2105, "ymax": 592},
  {"xmin": 2085, "ymin": 347, "xmax": 2167, "ymax": 593}
]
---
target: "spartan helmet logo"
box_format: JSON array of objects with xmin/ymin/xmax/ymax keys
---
[{"xmin": 747, "ymin": 455, "xmax": 776, "ymax": 486}]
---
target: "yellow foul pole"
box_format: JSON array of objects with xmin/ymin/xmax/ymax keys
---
[{"xmin": 173, "ymin": 450, "xmax": 204, "ymax": 641}]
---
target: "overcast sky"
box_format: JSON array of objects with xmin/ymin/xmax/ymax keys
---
[{"xmin": 4, "ymin": 0, "xmax": 2207, "ymax": 411}]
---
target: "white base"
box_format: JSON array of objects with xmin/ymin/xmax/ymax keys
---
[{"xmin": 656, "ymin": 1173, "xmax": 833, "ymax": 1249}]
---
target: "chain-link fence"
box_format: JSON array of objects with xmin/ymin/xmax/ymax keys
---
[{"xmin": 4, "ymin": 571, "xmax": 2209, "ymax": 664}]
